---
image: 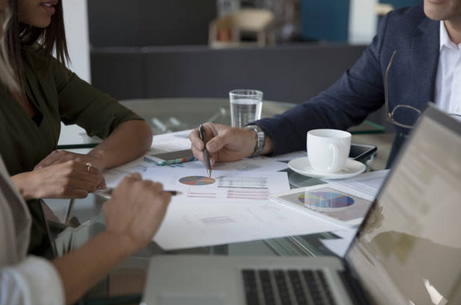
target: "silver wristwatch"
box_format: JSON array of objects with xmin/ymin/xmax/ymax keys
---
[{"xmin": 244, "ymin": 125, "xmax": 266, "ymax": 157}]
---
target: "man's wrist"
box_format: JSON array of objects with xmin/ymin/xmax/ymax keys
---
[{"xmin": 244, "ymin": 125, "xmax": 266, "ymax": 157}]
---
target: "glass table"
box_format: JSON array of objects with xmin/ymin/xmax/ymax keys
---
[
  {"xmin": 50, "ymin": 97, "xmax": 389, "ymax": 304},
  {"xmin": 57, "ymin": 98, "xmax": 385, "ymax": 149}
]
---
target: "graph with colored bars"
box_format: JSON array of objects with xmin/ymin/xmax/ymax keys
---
[
  {"xmin": 187, "ymin": 190, "xmax": 217, "ymax": 198},
  {"xmin": 217, "ymin": 176, "xmax": 268, "ymax": 189},
  {"xmin": 227, "ymin": 189, "xmax": 269, "ymax": 200}
]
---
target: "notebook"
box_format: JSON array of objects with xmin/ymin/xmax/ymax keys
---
[{"xmin": 142, "ymin": 105, "xmax": 461, "ymax": 305}]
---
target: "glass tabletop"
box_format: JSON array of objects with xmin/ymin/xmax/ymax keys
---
[
  {"xmin": 50, "ymin": 97, "xmax": 384, "ymax": 304},
  {"xmin": 57, "ymin": 98, "xmax": 384, "ymax": 149}
]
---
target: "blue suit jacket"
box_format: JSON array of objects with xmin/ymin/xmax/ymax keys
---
[{"xmin": 257, "ymin": 5, "xmax": 439, "ymax": 167}]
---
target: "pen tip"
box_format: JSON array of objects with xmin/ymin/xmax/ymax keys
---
[{"xmin": 207, "ymin": 169, "xmax": 212, "ymax": 177}]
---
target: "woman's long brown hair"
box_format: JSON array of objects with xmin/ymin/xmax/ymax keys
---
[{"xmin": 5, "ymin": 0, "xmax": 70, "ymax": 92}]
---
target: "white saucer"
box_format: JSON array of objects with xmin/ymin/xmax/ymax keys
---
[{"xmin": 288, "ymin": 157, "xmax": 366, "ymax": 180}]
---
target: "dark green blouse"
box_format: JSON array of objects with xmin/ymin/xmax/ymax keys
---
[{"xmin": 0, "ymin": 48, "xmax": 143, "ymax": 255}]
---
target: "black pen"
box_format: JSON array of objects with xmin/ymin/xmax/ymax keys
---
[
  {"xmin": 199, "ymin": 124, "xmax": 212, "ymax": 177},
  {"xmin": 94, "ymin": 188, "xmax": 182, "ymax": 197}
]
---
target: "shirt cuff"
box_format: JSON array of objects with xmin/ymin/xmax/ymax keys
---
[{"xmin": 2, "ymin": 256, "xmax": 65, "ymax": 305}]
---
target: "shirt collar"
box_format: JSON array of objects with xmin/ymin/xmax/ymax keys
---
[{"xmin": 440, "ymin": 21, "xmax": 459, "ymax": 51}]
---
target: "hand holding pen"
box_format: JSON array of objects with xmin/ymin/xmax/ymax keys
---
[
  {"xmin": 199, "ymin": 124, "xmax": 212, "ymax": 177},
  {"xmin": 65, "ymin": 173, "xmax": 181, "ymax": 224},
  {"xmin": 189, "ymin": 123, "xmax": 259, "ymax": 165}
]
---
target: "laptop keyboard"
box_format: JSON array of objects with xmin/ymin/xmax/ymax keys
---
[{"xmin": 242, "ymin": 269, "xmax": 337, "ymax": 305}]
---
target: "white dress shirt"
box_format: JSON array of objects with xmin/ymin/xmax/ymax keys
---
[
  {"xmin": 0, "ymin": 157, "xmax": 65, "ymax": 305},
  {"xmin": 435, "ymin": 21, "xmax": 461, "ymax": 115}
]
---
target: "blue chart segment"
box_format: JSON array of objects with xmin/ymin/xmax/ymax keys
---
[{"xmin": 298, "ymin": 192, "xmax": 354, "ymax": 210}]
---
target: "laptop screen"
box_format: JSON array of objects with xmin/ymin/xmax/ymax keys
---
[{"xmin": 345, "ymin": 106, "xmax": 461, "ymax": 304}]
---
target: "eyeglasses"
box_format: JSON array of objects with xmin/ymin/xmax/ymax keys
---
[{"xmin": 384, "ymin": 50, "xmax": 461, "ymax": 129}]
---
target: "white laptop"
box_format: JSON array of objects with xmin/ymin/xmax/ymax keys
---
[{"xmin": 142, "ymin": 105, "xmax": 461, "ymax": 305}]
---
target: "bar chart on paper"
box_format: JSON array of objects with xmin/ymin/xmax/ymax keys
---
[{"xmin": 217, "ymin": 176, "xmax": 268, "ymax": 189}]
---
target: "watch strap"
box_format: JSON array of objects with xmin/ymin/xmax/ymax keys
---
[{"xmin": 244, "ymin": 125, "xmax": 266, "ymax": 157}]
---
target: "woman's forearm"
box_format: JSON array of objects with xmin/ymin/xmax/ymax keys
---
[
  {"xmin": 52, "ymin": 231, "xmax": 137, "ymax": 305},
  {"xmin": 11, "ymin": 172, "xmax": 41, "ymax": 200},
  {"xmin": 88, "ymin": 120, "xmax": 153, "ymax": 170}
]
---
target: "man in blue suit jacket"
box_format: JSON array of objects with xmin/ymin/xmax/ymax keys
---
[{"xmin": 190, "ymin": 2, "xmax": 461, "ymax": 168}]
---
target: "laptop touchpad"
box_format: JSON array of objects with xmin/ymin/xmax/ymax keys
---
[{"xmin": 158, "ymin": 295, "xmax": 223, "ymax": 305}]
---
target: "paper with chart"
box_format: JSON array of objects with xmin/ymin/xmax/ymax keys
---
[
  {"xmin": 105, "ymin": 166, "xmax": 343, "ymax": 250},
  {"xmin": 270, "ymin": 170, "xmax": 390, "ymax": 228},
  {"xmin": 100, "ymin": 147, "xmax": 347, "ymax": 250},
  {"xmin": 154, "ymin": 199, "xmax": 344, "ymax": 250},
  {"xmin": 103, "ymin": 156, "xmax": 291, "ymax": 190},
  {"xmin": 139, "ymin": 167, "xmax": 291, "ymax": 202}
]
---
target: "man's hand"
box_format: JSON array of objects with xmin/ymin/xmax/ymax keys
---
[{"xmin": 189, "ymin": 123, "xmax": 257, "ymax": 167}]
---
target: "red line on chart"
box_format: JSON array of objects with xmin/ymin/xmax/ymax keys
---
[
  {"xmin": 228, "ymin": 190, "xmax": 268, "ymax": 194},
  {"xmin": 228, "ymin": 196, "xmax": 269, "ymax": 200}
]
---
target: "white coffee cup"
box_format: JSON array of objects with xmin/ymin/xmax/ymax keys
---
[{"xmin": 307, "ymin": 129, "xmax": 351, "ymax": 173}]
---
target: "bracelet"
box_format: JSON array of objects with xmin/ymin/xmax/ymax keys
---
[{"xmin": 244, "ymin": 125, "xmax": 266, "ymax": 157}]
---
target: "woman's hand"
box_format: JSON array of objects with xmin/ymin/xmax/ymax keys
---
[
  {"xmin": 12, "ymin": 160, "xmax": 105, "ymax": 200},
  {"xmin": 103, "ymin": 173, "xmax": 171, "ymax": 252},
  {"xmin": 34, "ymin": 150, "xmax": 104, "ymax": 171}
]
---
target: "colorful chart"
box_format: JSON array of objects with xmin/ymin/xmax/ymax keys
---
[
  {"xmin": 298, "ymin": 191, "xmax": 354, "ymax": 210},
  {"xmin": 179, "ymin": 176, "xmax": 216, "ymax": 186}
]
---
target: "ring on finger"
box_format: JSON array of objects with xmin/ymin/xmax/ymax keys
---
[
  {"xmin": 127, "ymin": 173, "xmax": 141, "ymax": 180},
  {"xmin": 86, "ymin": 162, "xmax": 92, "ymax": 173}
]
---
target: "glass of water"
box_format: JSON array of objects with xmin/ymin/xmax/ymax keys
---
[{"xmin": 229, "ymin": 89, "xmax": 263, "ymax": 128}]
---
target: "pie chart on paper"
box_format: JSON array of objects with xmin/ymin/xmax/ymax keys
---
[
  {"xmin": 298, "ymin": 191, "xmax": 354, "ymax": 211},
  {"xmin": 179, "ymin": 176, "xmax": 216, "ymax": 186}
]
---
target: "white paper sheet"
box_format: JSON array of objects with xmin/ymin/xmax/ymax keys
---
[
  {"xmin": 139, "ymin": 168, "xmax": 291, "ymax": 202},
  {"xmin": 173, "ymin": 156, "xmax": 289, "ymax": 173},
  {"xmin": 320, "ymin": 228, "xmax": 357, "ymax": 257},
  {"xmin": 100, "ymin": 144, "xmax": 349, "ymax": 250},
  {"xmin": 270, "ymin": 151, "xmax": 307, "ymax": 161},
  {"xmin": 154, "ymin": 199, "xmax": 344, "ymax": 250},
  {"xmin": 149, "ymin": 129, "xmax": 193, "ymax": 153},
  {"xmin": 324, "ymin": 169, "xmax": 390, "ymax": 201}
]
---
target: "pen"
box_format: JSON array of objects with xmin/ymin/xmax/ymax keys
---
[
  {"xmin": 199, "ymin": 124, "xmax": 212, "ymax": 177},
  {"xmin": 94, "ymin": 188, "xmax": 182, "ymax": 197},
  {"xmin": 64, "ymin": 198, "xmax": 75, "ymax": 224},
  {"xmin": 65, "ymin": 188, "xmax": 182, "ymax": 221}
]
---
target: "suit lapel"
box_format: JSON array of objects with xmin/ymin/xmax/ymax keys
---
[{"xmin": 410, "ymin": 17, "xmax": 440, "ymax": 109}]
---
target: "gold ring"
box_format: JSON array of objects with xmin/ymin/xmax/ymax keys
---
[{"xmin": 86, "ymin": 162, "xmax": 92, "ymax": 173}]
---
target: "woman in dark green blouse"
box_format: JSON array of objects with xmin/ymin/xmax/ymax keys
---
[{"xmin": 1, "ymin": 0, "xmax": 153, "ymax": 255}]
